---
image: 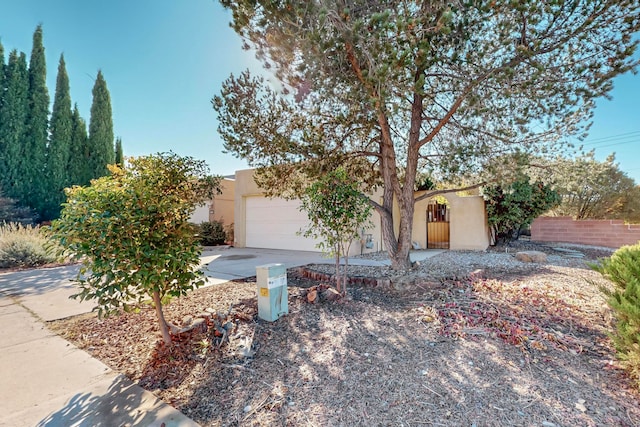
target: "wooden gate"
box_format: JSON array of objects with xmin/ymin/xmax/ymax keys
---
[{"xmin": 427, "ymin": 201, "xmax": 450, "ymax": 249}]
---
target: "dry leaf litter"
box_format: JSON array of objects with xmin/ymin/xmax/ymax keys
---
[{"xmin": 48, "ymin": 241, "xmax": 640, "ymax": 427}]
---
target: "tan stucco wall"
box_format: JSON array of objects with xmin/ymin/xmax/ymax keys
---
[
  {"xmin": 234, "ymin": 169, "xmax": 383, "ymax": 256},
  {"xmin": 234, "ymin": 169, "xmax": 262, "ymax": 248},
  {"xmin": 235, "ymin": 169, "xmax": 489, "ymax": 253},
  {"xmin": 394, "ymin": 191, "xmax": 489, "ymax": 251},
  {"xmin": 447, "ymin": 194, "xmax": 489, "ymax": 250},
  {"xmin": 211, "ymin": 178, "xmax": 235, "ymax": 226}
]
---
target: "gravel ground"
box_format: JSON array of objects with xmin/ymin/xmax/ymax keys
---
[{"xmin": 311, "ymin": 240, "xmax": 615, "ymax": 286}]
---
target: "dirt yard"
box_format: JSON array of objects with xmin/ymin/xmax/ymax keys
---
[{"xmin": 49, "ymin": 243, "xmax": 640, "ymax": 427}]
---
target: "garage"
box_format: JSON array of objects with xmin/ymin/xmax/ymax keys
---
[{"xmin": 245, "ymin": 196, "xmax": 321, "ymax": 252}]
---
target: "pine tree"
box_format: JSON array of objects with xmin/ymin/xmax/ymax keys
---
[
  {"xmin": 0, "ymin": 50, "xmax": 29, "ymax": 201},
  {"xmin": 114, "ymin": 137, "xmax": 123, "ymax": 166},
  {"xmin": 45, "ymin": 54, "xmax": 73, "ymax": 220},
  {"xmin": 88, "ymin": 70, "xmax": 114, "ymax": 179},
  {"xmin": 24, "ymin": 25, "xmax": 49, "ymax": 215},
  {"xmin": 69, "ymin": 103, "xmax": 90, "ymax": 186}
]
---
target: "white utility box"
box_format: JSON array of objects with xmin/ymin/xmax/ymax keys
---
[{"xmin": 256, "ymin": 263, "xmax": 288, "ymax": 321}]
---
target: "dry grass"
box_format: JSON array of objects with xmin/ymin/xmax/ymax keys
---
[{"xmin": 0, "ymin": 222, "xmax": 60, "ymax": 268}]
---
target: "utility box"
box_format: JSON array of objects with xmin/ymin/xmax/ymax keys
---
[{"xmin": 256, "ymin": 263, "xmax": 288, "ymax": 322}]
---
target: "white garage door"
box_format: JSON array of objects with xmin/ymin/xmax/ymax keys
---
[{"xmin": 245, "ymin": 197, "xmax": 321, "ymax": 251}]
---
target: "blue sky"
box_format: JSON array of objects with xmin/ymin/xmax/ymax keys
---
[{"xmin": 1, "ymin": 0, "xmax": 639, "ymax": 182}]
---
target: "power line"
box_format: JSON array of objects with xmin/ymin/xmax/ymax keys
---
[
  {"xmin": 581, "ymin": 130, "xmax": 640, "ymax": 146},
  {"xmin": 584, "ymin": 139, "xmax": 640, "ymax": 149}
]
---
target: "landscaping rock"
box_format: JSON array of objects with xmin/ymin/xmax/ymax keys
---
[
  {"xmin": 181, "ymin": 315, "xmax": 194, "ymax": 326},
  {"xmin": 575, "ymin": 400, "xmax": 587, "ymax": 412},
  {"xmin": 515, "ymin": 251, "xmax": 547, "ymax": 263},
  {"xmin": 190, "ymin": 318, "xmax": 207, "ymax": 332}
]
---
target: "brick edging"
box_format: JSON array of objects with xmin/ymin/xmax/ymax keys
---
[{"xmin": 295, "ymin": 266, "xmax": 392, "ymax": 288}]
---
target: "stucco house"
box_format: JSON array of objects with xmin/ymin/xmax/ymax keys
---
[
  {"xmin": 190, "ymin": 176, "xmax": 235, "ymax": 227},
  {"xmin": 232, "ymin": 169, "xmax": 490, "ymax": 255}
]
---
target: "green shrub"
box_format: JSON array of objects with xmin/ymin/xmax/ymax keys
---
[
  {"xmin": 195, "ymin": 221, "xmax": 227, "ymax": 246},
  {"xmin": 592, "ymin": 242, "xmax": 640, "ymax": 389},
  {"xmin": 483, "ymin": 178, "xmax": 560, "ymax": 244},
  {"xmin": 0, "ymin": 191, "xmax": 37, "ymax": 225},
  {"xmin": 0, "ymin": 223, "xmax": 59, "ymax": 268}
]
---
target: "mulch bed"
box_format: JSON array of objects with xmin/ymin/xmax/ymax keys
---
[{"xmin": 48, "ymin": 251, "xmax": 640, "ymax": 427}]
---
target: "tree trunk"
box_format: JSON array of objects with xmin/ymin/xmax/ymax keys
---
[
  {"xmin": 342, "ymin": 241, "xmax": 351, "ymax": 295},
  {"xmin": 392, "ymin": 83, "xmax": 423, "ymax": 271},
  {"xmin": 334, "ymin": 251, "xmax": 341, "ymax": 293},
  {"xmin": 152, "ymin": 290, "xmax": 172, "ymax": 345}
]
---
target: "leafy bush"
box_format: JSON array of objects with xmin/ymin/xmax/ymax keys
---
[
  {"xmin": 52, "ymin": 153, "xmax": 219, "ymax": 345},
  {"xmin": 483, "ymin": 178, "xmax": 560, "ymax": 244},
  {"xmin": 0, "ymin": 223, "xmax": 59, "ymax": 268},
  {"xmin": 196, "ymin": 221, "xmax": 227, "ymax": 246},
  {"xmin": 592, "ymin": 242, "xmax": 640, "ymax": 389}
]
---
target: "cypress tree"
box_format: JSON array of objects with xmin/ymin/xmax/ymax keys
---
[
  {"xmin": 114, "ymin": 137, "xmax": 123, "ymax": 166},
  {"xmin": 88, "ymin": 70, "xmax": 114, "ymax": 179},
  {"xmin": 0, "ymin": 41, "xmax": 5, "ymax": 105},
  {"xmin": 69, "ymin": 103, "xmax": 90, "ymax": 186},
  {"xmin": 0, "ymin": 50, "xmax": 29, "ymax": 201},
  {"xmin": 0, "ymin": 43, "xmax": 5, "ymax": 193},
  {"xmin": 24, "ymin": 25, "xmax": 49, "ymax": 215},
  {"xmin": 45, "ymin": 54, "xmax": 73, "ymax": 220}
]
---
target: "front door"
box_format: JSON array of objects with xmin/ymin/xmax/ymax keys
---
[{"xmin": 427, "ymin": 201, "xmax": 450, "ymax": 249}]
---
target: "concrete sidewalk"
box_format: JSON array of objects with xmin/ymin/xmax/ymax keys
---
[
  {"xmin": 0, "ymin": 264, "xmax": 202, "ymax": 427},
  {"xmin": 0, "ymin": 247, "xmax": 444, "ymax": 426},
  {"xmin": 0, "ymin": 293, "xmax": 198, "ymax": 426}
]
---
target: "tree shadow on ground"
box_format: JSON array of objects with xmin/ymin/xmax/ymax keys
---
[
  {"xmin": 0, "ymin": 264, "xmax": 79, "ymax": 296},
  {"xmin": 177, "ymin": 271, "xmax": 640, "ymax": 427},
  {"xmin": 36, "ymin": 374, "xmax": 182, "ymax": 427}
]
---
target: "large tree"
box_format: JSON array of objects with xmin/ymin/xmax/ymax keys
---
[
  {"xmin": 215, "ymin": 0, "xmax": 640, "ymax": 269},
  {"xmin": 69, "ymin": 103, "xmax": 91, "ymax": 186},
  {"xmin": 0, "ymin": 41, "xmax": 5, "ymax": 101},
  {"xmin": 88, "ymin": 70, "xmax": 115, "ymax": 179},
  {"xmin": 24, "ymin": 25, "xmax": 49, "ymax": 215},
  {"xmin": 484, "ymin": 177, "xmax": 560, "ymax": 244},
  {"xmin": 548, "ymin": 152, "xmax": 640, "ymax": 222},
  {"xmin": 45, "ymin": 54, "xmax": 73, "ymax": 220},
  {"xmin": 0, "ymin": 50, "xmax": 29, "ymax": 201}
]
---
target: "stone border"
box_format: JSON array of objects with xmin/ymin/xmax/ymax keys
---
[
  {"xmin": 295, "ymin": 266, "xmax": 392, "ymax": 288},
  {"xmin": 294, "ymin": 266, "xmax": 485, "ymax": 291}
]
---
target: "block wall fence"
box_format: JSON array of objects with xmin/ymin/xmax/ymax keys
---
[{"xmin": 531, "ymin": 216, "xmax": 640, "ymax": 249}]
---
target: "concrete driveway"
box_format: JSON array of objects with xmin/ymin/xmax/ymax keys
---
[{"xmin": 199, "ymin": 246, "xmax": 389, "ymax": 285}]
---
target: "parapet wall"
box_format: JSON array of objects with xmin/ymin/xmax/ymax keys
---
[{"xmin": 531, "ymin": 216, "xmax": 640, "ymax": 249}]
